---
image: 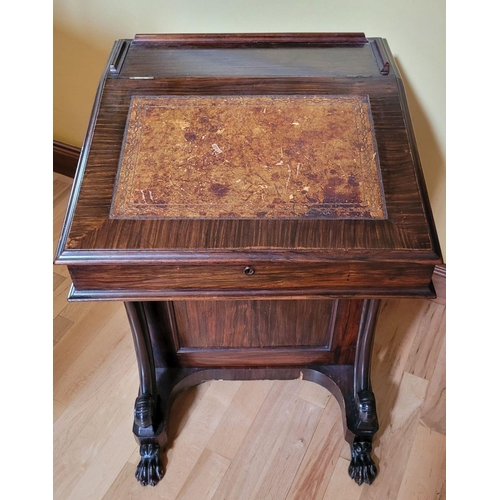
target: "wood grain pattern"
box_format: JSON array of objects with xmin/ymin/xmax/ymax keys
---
[
  {"xmin": 175, "ymin": 449, "xmax": 231, "ymax": 500},
  {"xmin": 132, "ymin": 32, "xmax": 369, "ymax": 47},
  {"xmin": 174, "ymin": 347, "xmax": 334, "ymax": 367},
  {"xmin": 53, "ymin": 352, "xmax": 137, "ymax": 499},
  {"xmin": 121, "ymin": 34, "xmax": 375, "ymax": 79},
  {"xmin": 67, "ymin": 261, "xmax": 435, "ymax": 297},
  {"xmin": 53, "ymin": 300, "xmax": 123, "ymax": 382},
  {"xmin": 102, "ymin": 462, "xmax": 157, "ymax": 499},
  {"xmin": 206, "ymin": 380, "xmax": 274, "ymax": 460},
  {"xmin": 144, "ymin": 299, "xmax": 388, "ymax": 369},
  {"xmin": 162, "ymin": 380, "xmax": 242, "ymax": 500},
  {"xmin": 285, "ymin": 395, "xmax": 345, "ymax": 500},
  {"xmin": 53, "ymin": 306, "xmax": 129, "ymax": 406},
  {"xmin": 332, "ymin": 299, "xmax": 364, "ymax": 364},
  {"xmin": 247, "ymin": 398, "xmax": 323, "ymax": 500},
  {"xmin": 172, "ymin": 299, "xmax": 335, "ymax": 348},
  {"xmin": 396, "ymin": 425, "xmax": 446, "ymax": 500},
  {"xmin": 420, "ymin": 327, "xmax": 446, "ymax": 434},
  {"xmin": 210, "ymin": 381, "xmax": 305, "ymax": 500}
]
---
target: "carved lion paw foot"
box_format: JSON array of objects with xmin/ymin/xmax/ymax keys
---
[
  {"xmin": 135, "ymin": 443, "xmax": 164, "ymax": 486},
  {"xmin": 348, "ymin": 438, "xmax": 377, "ymax": 485}
]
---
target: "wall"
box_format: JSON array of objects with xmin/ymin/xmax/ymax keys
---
[{"xmin": 53, "ymin": 0, "xmax": 446, "ymax": 259}]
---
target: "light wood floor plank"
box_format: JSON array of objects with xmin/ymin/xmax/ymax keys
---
[
  {"xmin": 54, "ymin": 307, "xmax": 130, "ymax": 406},
  {"xmin": 53, "ymin": 262, "xmax": 70, "ymax": 279},
  {"xmin": 206, "ymin": 379, "xmax": 274, "ymax": 460},
  {"xmin": 53, "ymin": 314, "xmax": 74, "ymax": 346},
  {"xmin": 405, "ymin": 301, "xmax": 446, "ymax": 381},
  {"xmin": 53, "ymin": 271, "xmax": 67, "ymax": 290},
  {"xmin": 396, "ymin": 425, "xmax": 446, "ymax": 500},
  {"xmin": 53, "ymin": 301, "xmax": 123, "ymax": 382},
  {"xmin": 323, "ymin": 457, "xmax": 364, "ymax": 500},
  {"xmin": 420, "ymin": 316, "xmax": 446, "ymax": 434},
  {"xmin": 176, "ymin": 449, "xmax": 231, "ymax": 500},
  {"xmin": 435, "ymin": 453, "xmax": 446, "ymax": 500},
  {"xmin": 53, "ymin": 171, "xmax": 73, "ymax": 186},
  {"xmin": 53, "ymin": 274, "xmax": 72, "ymax": 319},
  {"xmin": 53, "ymin": 399, "xmax": 67, "ymax": 424},
  {"xmin": 285, "ymin": 394, "xmax": 345, "ymax": 500},
  {"xmin": 54, "ymin": 367, "xmax": 137, "ymax": 499},
  {"xmin": 371, "ymin": 300, "xmax": 430, "ymax": 441},
  {"xmin": 373, "ymin": 300, "xmax": 427, "ymax": 395},
  {"xmin": 166, "ymin": 380, "xmax": 213, "ymax": 442},
  {"xmin": 298, "ymin": 379, "xmax": 331, "ymax": 408},
  {"xmin": 211, "ymin": 381, "xmax": 303, "ymax": 500},
  {"xmin": 359, "ymin": 372, "xmax": 428, "ymax": 500},
  {"xmin": 103, "ymin": 463, "xmax": 158, "ymax": 500},
  {"xmin": 248, "ymin": 397, "xmax": 323, "ymax": 500},
  {"xmin": 159, "ymin": 380, "xmax": 242, "ymax": 500},
  {"xmin": 53, "ymin": 332, "xmax": 136, "ymax": 456},
  {"xmin": 53, "ymin": 341, "xmax": 137, "ymax": 499},
  {"xmin": 66, "ymin": 408, "xmax": 140, "ymax": 500}
]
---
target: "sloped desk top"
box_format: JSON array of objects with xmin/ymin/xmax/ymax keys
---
[{"xmin": 54, "ymin": 32, "xmax": 441, "ymax": 300}]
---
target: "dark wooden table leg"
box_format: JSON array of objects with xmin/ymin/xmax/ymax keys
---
[
  {"xmin": 125, "ymin": 301, "xmax": 166, "ymax": 486},
  {"xmin": 347, "ymin": 298, "xmax": 380, "ymax": 485}
]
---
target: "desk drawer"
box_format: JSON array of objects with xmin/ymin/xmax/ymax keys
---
[{"xmin": 69, "ymin": 261, "xmax": 435, "ymax": 299}]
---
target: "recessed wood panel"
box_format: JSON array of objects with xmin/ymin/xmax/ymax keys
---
[{"xmin": 171, "ymin": 300, "xmax": 336, "ymax": 348}]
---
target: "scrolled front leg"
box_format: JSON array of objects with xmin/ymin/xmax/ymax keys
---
[
  {"xmin": 136, "ymin": 442, "xmax": 164, "ymax": 487},
  {"xmin": 348, "ymin": 437, "xmax": 377, "ymax": 485}
]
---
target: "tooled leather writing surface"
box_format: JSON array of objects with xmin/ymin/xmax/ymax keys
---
[{"xmin": 110, "ymin": 95, "xmax": 386, "ymax": 220}]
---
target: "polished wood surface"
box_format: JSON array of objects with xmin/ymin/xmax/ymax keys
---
[
  {"xmin": 172, "ymin": 300, "xmax": 335, "ymax": 348},
  {"xmin": 67, "ymin": 260, "xmax": 435, "ymax": 299},
  {"xmin": 141, "ymin": 299, "xmax": 362, "ymax": 368},
  {"xmin": 132, "ymin": 32, "xmax": 370, "ymax": 47},
  {"xmin": 54, "ymin": 172, "xmax": 446, "ymax": 499}
]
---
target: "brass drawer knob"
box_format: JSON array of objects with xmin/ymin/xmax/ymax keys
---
[{"xmin": 244, "ymin": 266, "xmax": 255, "ymax": 276}]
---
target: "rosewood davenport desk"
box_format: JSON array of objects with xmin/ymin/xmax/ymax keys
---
[{"xmin": 55, "ymin": 33, "xmax": 442, "ymax": 487}]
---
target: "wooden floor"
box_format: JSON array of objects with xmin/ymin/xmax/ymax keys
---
[{"xmin": 54, "ymin": 172, "xmax": 446, "ymax": 500}]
